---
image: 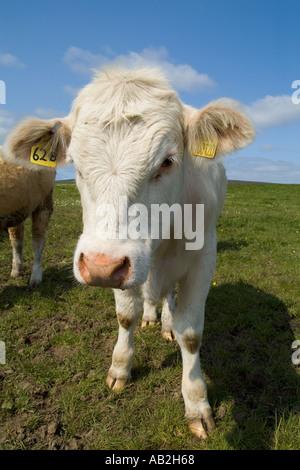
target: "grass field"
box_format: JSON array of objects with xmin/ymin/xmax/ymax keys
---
[{"xmin": 0, "ymin": 181, "xmax": 299, "ymax": 450}]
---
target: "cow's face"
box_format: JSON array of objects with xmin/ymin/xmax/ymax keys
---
[
  {"xmin": 3, "ymin": 68, "xmax": 255, "ymax": 290},
  {"xmin": 68, "ymin": 79, "xmax": 185, "ymax": 288}
]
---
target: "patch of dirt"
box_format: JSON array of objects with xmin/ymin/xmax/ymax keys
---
[
  {"xmin": 0, "ymin": 308, "xmax": 118, "ymax": 450},
  {"xmin": 0, "ymin": 413, "xmax": 84, "ymax": 450}
]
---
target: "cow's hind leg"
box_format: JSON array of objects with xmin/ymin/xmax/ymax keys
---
[
  {"xmin": 106, "ymin": 288, "xmax": 143, "ymax": 391},
  {"xmin": 29, "ymin": 191, "xmax": 53, "ymax": 287},
  {"xmin": 161, "ymin": 287, "xmax": 175, "ymax": 341},
  {"xmin": 141, "ymin": 287, "xmax": 175, "ymax": 340},
  {"xmin": 141, "ymin": 299, "xmax": 158, "ymax": 328},
  {"xmin": 8, "ymin": 223, "xmax": 24, "ymax": 278}
]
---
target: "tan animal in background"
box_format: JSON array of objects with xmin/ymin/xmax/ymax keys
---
[{"xmin": 0, "ymin": 148, "xmax": 55, "ymax": 287}]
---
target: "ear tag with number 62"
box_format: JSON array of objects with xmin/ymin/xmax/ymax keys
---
[{"xmin": 30, "ymin": 138, "xmax": 57, "ymax": 168}]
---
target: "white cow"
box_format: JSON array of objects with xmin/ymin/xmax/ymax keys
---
[{"xmin": 3, "ymin": 67, "xmax": 255, "ymax": 438}]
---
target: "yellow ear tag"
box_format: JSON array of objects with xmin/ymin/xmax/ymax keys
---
[
  {"xmin": 30, "ymin": 137, "xmax": 57, "ymax": 168},
  {"xmin": 193, "ymin": 141, "xmax": 217, "ymax": 159}
]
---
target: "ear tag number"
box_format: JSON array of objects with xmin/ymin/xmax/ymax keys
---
[
  {"xmin": 193, "ymin": 141, "xmax": 217, "ymax": 159},
  {"xmin": 30, "ymin": 137, "xmax": 57, "ymax": 168}
]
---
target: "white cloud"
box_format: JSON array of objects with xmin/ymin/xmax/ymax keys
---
[
  {"xmin": 63, "ymin": 46, "xmax": 216, "ymax": 92},
  {"xmin": 246, "ymin": 95, "xmax": 300, "ymax": 129},
  {"xmin": 63, "ymin": 47, "xmax": 107, "ymax": 76},
  {"xmin": 224, "ymin": 155, "xmax": 300, "ymax": 184},
  {"xmin": 113, "ymin": 47, "xmax": 215, "ymax": 92},
  {"xmin": 0, "ymin": 52, "xmax": 25, "ymax": 69}
]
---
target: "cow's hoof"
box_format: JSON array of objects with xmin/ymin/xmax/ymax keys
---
[
  {"xmin": 189, "ymin": 415, "xmax": 216, "ymax": 439},
  {"xmin": 29, "ymin": 280, "xmax": 42, "ymax": 289},
  {"xmin": 189, "ymin": 420, "xmax": 208, "ymax": 439},
  {"xmin": 161, "ymin": 329, "xmax": 175, "ymax": 341},
  {"xmin": 141, "ymin": 320, "xmax": 156, "ymax": 328},
  {"xmin": 29, "ymin": 272, "xmax": 42, "ymax": 288},
  {"xmin": 29, "ymin": 278, "xmax": 42, "ymax": 288},
  {"xmin": 29, "ymin": 266, "xmax": 42, "ymax": 288},
  {"xmin": 106, "ymin": 373, "xmax": 128, "ymax": 391},
  {"xmin": 10, "ymin": 270, "xmax": 22, "ymax": 279}
]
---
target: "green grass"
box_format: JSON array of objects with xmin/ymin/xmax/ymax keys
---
[{"xmin": 0, "ymin": 182, "xmax": 299, "ymax": 450}]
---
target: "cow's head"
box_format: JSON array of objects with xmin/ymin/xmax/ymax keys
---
[{"xmin": 3, "ymin": 67, "xmax": 255, "ymax": 289}]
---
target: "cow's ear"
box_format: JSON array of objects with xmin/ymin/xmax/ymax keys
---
[
  {"xmin": 184, "ymin": 99, "xmax": 255, "ymax": 157},
  {"xmin": 3, "ymin": 117, "xmax": 71, "ymax": 170}
]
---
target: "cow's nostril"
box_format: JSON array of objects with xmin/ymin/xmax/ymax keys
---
[
  {"xmin": 78, "ymin": 253, "xmax": 91, "ymax": 281},
  {"xmin": 112, "ymin": 257, "xmax": 131, "ymax": 284}
]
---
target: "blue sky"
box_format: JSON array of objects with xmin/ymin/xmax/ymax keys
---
[{"xmin": 0, "ymin": 0, "xmax": 299, "ymax": 183}]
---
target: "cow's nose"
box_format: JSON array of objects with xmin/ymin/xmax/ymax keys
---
[{"xmin": 78, "ymin": 253, "xmax": 131, "ymax": 288}]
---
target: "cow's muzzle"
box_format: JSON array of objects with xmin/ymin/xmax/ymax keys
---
[{"xmin": 78, "ymin": 253, "xmax": 131, "ymax": 288}]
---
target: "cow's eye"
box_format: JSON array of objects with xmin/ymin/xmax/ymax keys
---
[
  {"xmin": 161, "ymin": 157, "xmax": 173, "ymax": 168},
  {"xmin": 154, "ymin": 154, "xmax": 176, "ymax": 180},
  {"xmin": 154, "ymin": 157, "xmax": 174, "ymax": 180}
]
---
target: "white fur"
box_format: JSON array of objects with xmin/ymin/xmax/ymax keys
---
[{"xmin": 3, "ymin": 67, "xmax": 255, "ymax": 437}]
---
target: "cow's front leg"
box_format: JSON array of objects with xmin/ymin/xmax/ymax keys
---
[
  {"xmin": 141, "ymin": 299, "xmax": 158, "ymax": 327},
  {"xmin": 8, "ymin": 223, "xmax": 24, "ymax": 278},
  {"xmin": 173, "ymin": 247, "xmax": 217, "ymax": 439},
  {"xmin": 106, "ymin": 287, "xmax": 143, "ymax": 391}
]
